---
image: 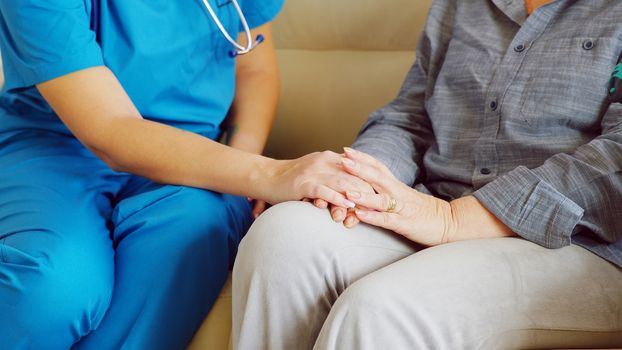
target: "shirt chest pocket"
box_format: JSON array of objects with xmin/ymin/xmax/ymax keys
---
[{"xmin": 518, "ymin": 37, "xmax": 621, "ymax": 130}]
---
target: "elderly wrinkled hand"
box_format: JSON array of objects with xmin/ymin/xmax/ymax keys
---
[{"xmin": 337, "ymin": 147, "xmax": 456, "ymax": 246}]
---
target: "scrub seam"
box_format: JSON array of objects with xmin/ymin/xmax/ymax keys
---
[
  {"xmin": 0, "ymin": 238, "xmax": 6, "ymax": 263},
  {"xmin": 114, "ymin": 186, "xmax": 185, "ymax": 227}
]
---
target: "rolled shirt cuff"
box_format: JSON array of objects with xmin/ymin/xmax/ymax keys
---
[{"xmin": 473, "ymin": 166, "xmax": 584, "ymax": 249}]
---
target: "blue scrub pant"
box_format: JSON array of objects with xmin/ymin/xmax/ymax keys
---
[{"xmin": 0, "ymin": 130, "xmax": 253, "ymax": 349}]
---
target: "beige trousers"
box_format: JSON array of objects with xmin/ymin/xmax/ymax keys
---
[{"xmin": 232, "ymin": 202, "xmax": 622, "ymax": 349}]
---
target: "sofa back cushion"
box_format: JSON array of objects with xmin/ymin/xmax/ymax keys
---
[{"xmin": 265, "ymin": 0, "xmax": 432, "ymax": 158}]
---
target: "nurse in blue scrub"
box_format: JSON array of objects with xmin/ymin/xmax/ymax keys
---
[{"xmin": 0, "ymin": 1, "xmax": 370, "ymax": 349}]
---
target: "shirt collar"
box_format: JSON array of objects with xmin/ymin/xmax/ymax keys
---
[{"xmin": 491, "ymin": 0, "xmax": 529, "ymax": 25}]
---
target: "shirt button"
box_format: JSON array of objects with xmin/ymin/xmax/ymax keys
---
[
  {"xmin": 582, "ymin": 39, "xmax": 594, "ymax": 50},
  {"xmin": 489, "ymin": 100, "xmax": 498, "ymax": 111},
  {"xmin": 480, "ymin": 168, "xmax": 492, "ymax": 175},
  {"xmin": 514, "ymin": 44, "xmax": 525, "ymax": 52}
]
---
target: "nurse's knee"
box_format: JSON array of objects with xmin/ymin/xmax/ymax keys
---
[
  {"xmin": 0, "ymin": 231, "xmax": 113, "ymax": 346},
  {"xmin": 156, "ymin": 188, "xmax": 251, "ymax": 267}
]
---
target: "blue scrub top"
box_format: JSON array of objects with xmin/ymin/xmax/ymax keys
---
[{"xmin": 0, "ymin": 0, "xmax": 284, "ymax": 137}]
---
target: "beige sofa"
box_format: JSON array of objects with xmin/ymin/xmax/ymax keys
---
[{"xmin": 188, "ymin": 0, "xmax": 430, "ymax": 348}]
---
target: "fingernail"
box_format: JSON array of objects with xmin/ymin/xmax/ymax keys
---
[
  {"xmin": 347, "ymin": 191, "xmax": 361, "ymax": 199},
  {"xmin": 343, "ymin": 147, "xmax": 357, "ymax": 155},
  {"xmin": 332, "ymin": 207, "xmax": 343, "ymax": 220},
  {"xmin": 342, "ymin": 158, "xmax": 356, "ymax": 168},
  {"xmin": 343, "ymin": 199, "xmax": 356, "ymax": 208},
  {"xmin": 344, "ymin": 217, "xmax": 354, "ymax": 228}
]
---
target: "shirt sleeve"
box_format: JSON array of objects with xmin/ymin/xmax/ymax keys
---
[
  {"xmin": 473, "ymin": 102, "xmax": 622, "ymax": 249},
  {"xmin": 240, "ymin": 0, "xmax": 285, "ymax": 30},
  {"xmin": 351, "ymin": 2, "xmax": 455, "ymax": 187},
  {"xmin": 350, "ymin": 57, "xmax": 435, "ymax": 187},
  {"xmin": 0, "ymin": 0, "xmax": 104, "ymax": 91}
]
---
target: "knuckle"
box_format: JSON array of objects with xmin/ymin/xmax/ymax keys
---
[
  {"xmin": 372, "ymin": 168, "xmax": 383, "ymax": 180},
  {"xmin": 309, "ymin": 158, "xmax": 322, "ymax": 168},
  {"xmin": 357, "ymin": 191, "xmax": 367, "ymax": 202},
  {"xmin": 352, "ymin": 177, "xmax": 369, "ymax": 191},
  {"xmin": 363, "ymin": 167, "xmax": 376, "ymax": 180},
  {"xmin": 335, "ymin": 178, "xmax": 348, "ymax": 190},
  {"xmin": 310, "ymin": 185, "xmax": 321, "ymax": 198},
  {"xmin": 360, "ymin": 180, "xmax": 375, "ymax": 193},
  {"xmin": 381, "ymin": 214, "xmax": 391, "ymax": 226},
  {"xmin": 321, "ymin": 150, "xmax": 334, "ymax": 159},
  {"xmin": 381, "ymin": 193, "xmax": 391, "ymax": 208}
]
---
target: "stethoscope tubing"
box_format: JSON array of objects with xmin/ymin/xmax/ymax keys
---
[{"xmin": 200, "ymin": 0, "xmax": 262, "ymax": 57}]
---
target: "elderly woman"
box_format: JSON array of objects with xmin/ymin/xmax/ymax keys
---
[{"xmin": 232, "ymin": 0, "xmax": 622, "ymax": 349}]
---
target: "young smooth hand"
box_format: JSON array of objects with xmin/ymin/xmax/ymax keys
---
[{"xmin": 264, "ymin": 150, "xmax": 375, "ymax": 209}]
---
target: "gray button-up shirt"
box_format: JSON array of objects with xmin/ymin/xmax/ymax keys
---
[{"xmin": 352, "ymin": 0, "xmax": 622, "ymax": 267}]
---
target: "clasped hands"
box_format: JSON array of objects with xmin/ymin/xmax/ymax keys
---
[
  {"xmin": 313, "ymin": 147, "xmax": 457, "ymax": 246},
  {"xmin": 267, "ymin": 147, "xmax": 514, "ymax": 247}
]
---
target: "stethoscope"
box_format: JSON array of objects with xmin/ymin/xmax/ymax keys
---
[{"xmin": 200, "ymin": 0, "xmax": 264, "ymax": 58}]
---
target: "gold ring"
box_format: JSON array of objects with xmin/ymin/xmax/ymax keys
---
[{"xmin": 386, "ymin": 197, "xmax": 397, "ymax": 212}]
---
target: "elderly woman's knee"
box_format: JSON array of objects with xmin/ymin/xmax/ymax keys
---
[
  {"xmin": 235, "ymin": 201, "xmax": 343, "ymax": 278},
  {"xmin": 241, "ymin": 201, "xmax": 334, "ymax": 252}
]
